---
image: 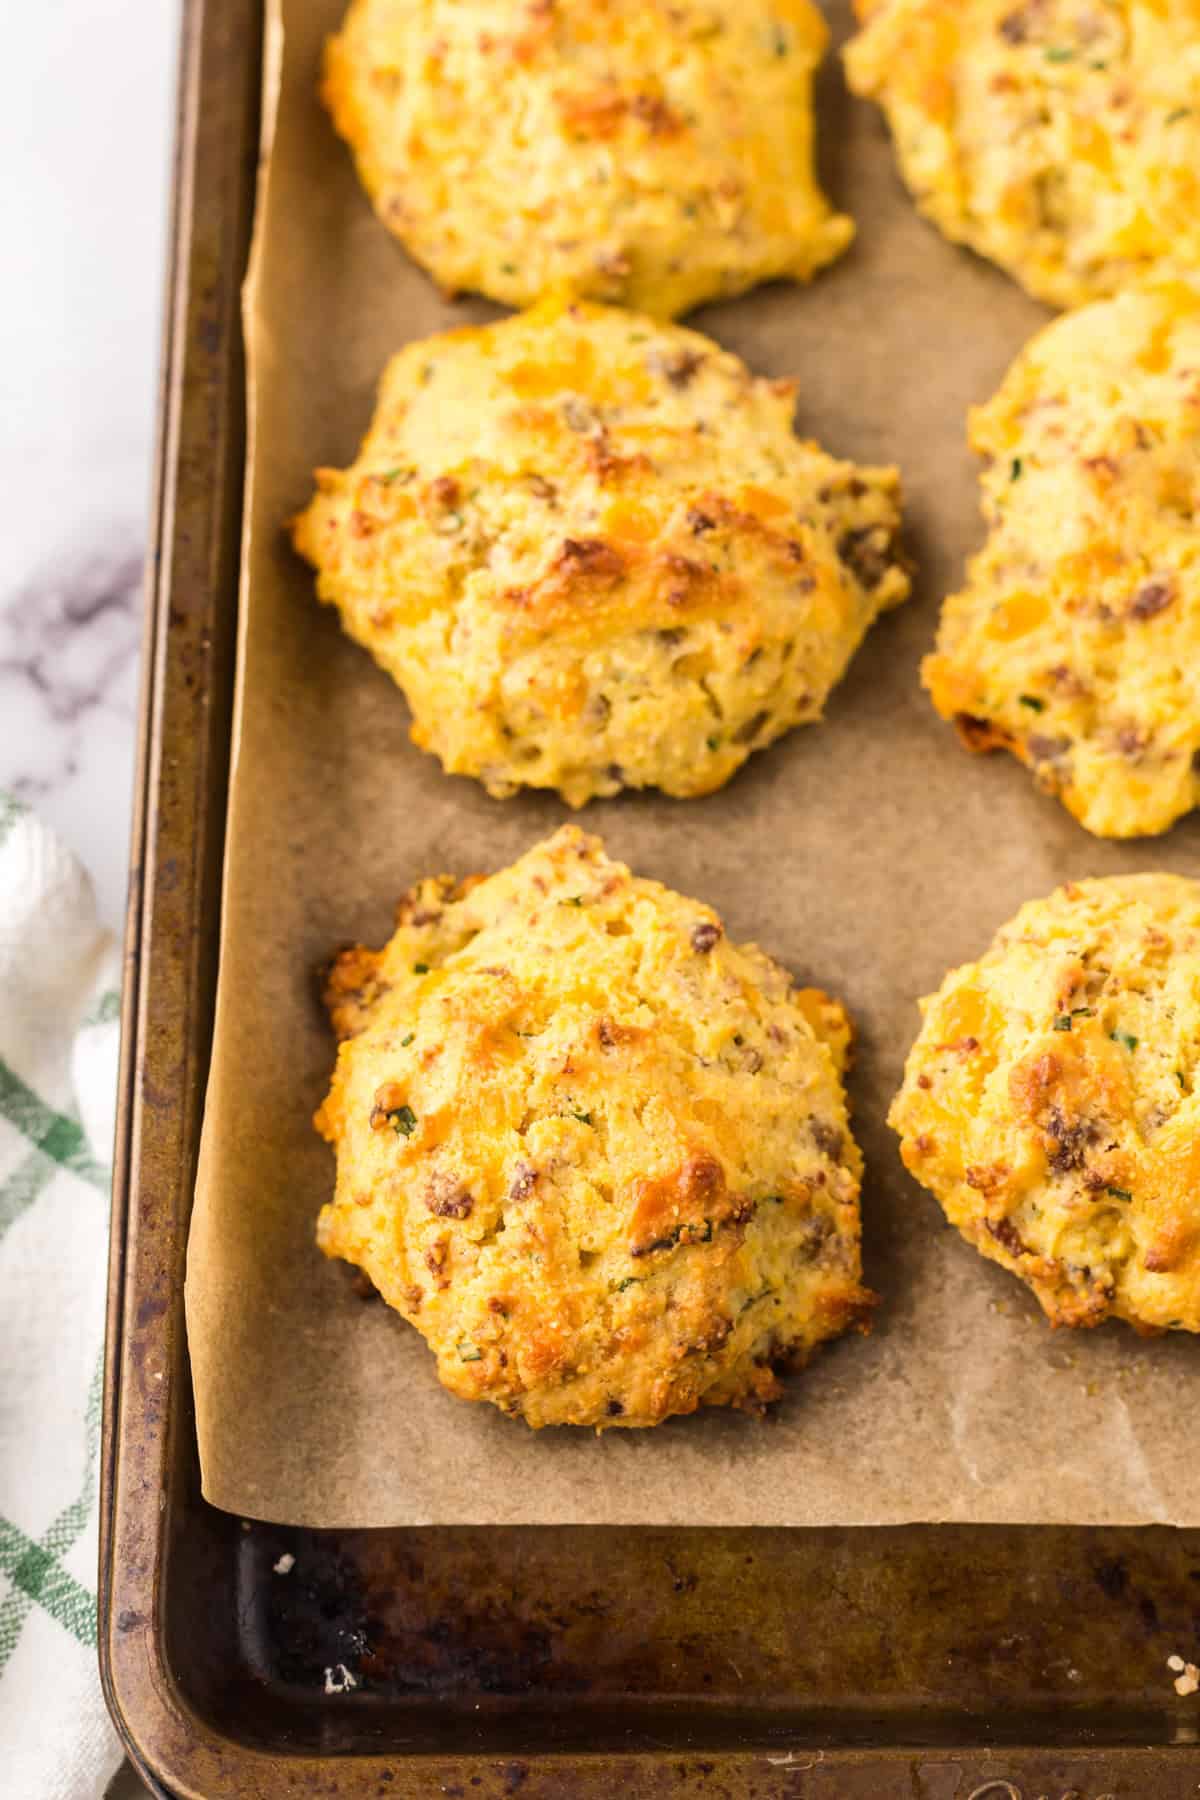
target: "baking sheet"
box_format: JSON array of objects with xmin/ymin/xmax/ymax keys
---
[{"xmin": 186, "ymin": 0, "xmax": 1200, "ymax": 1529}]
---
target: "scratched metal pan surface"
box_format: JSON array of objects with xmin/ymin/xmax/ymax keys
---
[{"xmin": 97, "ymin": 0, "xmax": 1200, "ymax": 1793}]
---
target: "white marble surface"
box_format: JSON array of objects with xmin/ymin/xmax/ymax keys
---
[{"xmin": 0, "ymin": 0, "xmax": 179, "ymax": 929}]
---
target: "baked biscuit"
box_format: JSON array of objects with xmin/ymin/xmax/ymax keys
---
[
  {"xmin": 315, "ymin": 826, "xmax": 874, "ymax": 1429},
  {"xmin": 322, "ymin": 0, "xmax": 853, "ymax": 317},
  {"xmin": 923, "ymin": 276, "xmax": 1200, "ymax": 839},
  {"xmin": 291, "ymin": 301, "xmax": 909, "ymax": 807},
  {"xmin": 891, "ymin": 874, "xmax": 1200, "ymax": 1335},
  {"xmin": 844, "ymin": 0, "xmax": 1200, "ymax": 309}
]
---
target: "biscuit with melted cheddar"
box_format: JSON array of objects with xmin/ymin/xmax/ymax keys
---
[
  {"xmin": 291, "ymin": 300, "xmax": 909, "ymax": 807},
  {"xmin": 323, "ymin": 0, "xmax": 852, "ymax": 317},
  {"xmin": 923, "ymin": 275, "xmax": 1200, "ymax": 839},
  {"xmin": 845, "ymin": 0, "xmax": 1200, "ymax": 309},
  {"xmin": 891, "ymin": 874, "xmax": 1200, "ymax": 1334},
  {"xmin": 315, "ymin": 826, "xmax": 874, "ymax": 1429}
]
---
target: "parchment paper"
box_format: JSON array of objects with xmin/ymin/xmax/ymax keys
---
[{"xmin": 186, "ymin": 0, "xmax": 1200, "ymax": 1528}]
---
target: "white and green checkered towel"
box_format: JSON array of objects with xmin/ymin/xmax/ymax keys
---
[{"xmin": 0, "ymin": 795, "xmax": 124, "ymax": 1796}]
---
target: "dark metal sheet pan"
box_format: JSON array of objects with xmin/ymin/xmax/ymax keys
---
[{"xmin": 100, "ymin": 0, "xmax": 1200, "ymax": 1790}]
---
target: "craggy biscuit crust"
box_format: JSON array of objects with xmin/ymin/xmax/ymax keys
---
[
  {"xmin": 891, "ymin": 874, "xmax": 1200, "ymax": 1335},
  {"xmin": 845, "ymin": 0, "xmax": 1200, "ymax": 310},
  {"xmin": 923, "ymin": 275, "xmax": 1200, "ymax": 839},
  {"xmin": 323, "ymin": 0, "xmax": 852, "ymax": 317},
  {"xmin": 292, "ymin": 301, "xmax": 908, "ymax": 807},
  {"xmin": 315, "ymin": 826, "xmax": 874, "ymax": 1429}
]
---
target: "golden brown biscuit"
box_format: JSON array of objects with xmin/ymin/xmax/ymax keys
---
[
  {"xmin": 845, "ymin": 0, "xmax": 1200, "ymax": 309},
  {"xmin": 315, "ymin": 826, "xmax": 874, "ymax": 1428},
  {"xmin": 891, "ymin": 874, "xmax": 1200, "ymax": 1334},
  {"xmin": 292, "ymin": 300, "xmax": 909, "ymax": 807},
  {"xmin": 923, "ymin": 275, "xmax": 1200, "ymax": 839},
  {"xmin": 323, "ymin": 0, "xmax": 853, "ymax": 317}
]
